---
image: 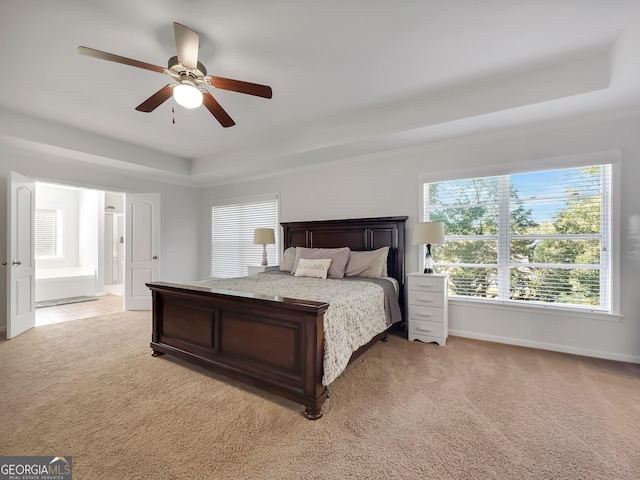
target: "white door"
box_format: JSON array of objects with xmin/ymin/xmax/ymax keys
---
[
  {"xmin": 7, "ymin": 172, "xmax": 36, "ymax": 338},
  {"xmin": 124, "ymin": 193, "xmax": 160, "ymax": 310}
]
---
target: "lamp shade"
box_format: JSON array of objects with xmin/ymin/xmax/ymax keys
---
[
  {"xmin": 253, "ymin": 228, "xmax": 275, "ymax": 245},
  {"xmin": 412, "ymin": 222, "xmax": 445, "ymax": 245}
]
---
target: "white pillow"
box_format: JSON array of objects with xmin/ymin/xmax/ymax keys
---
[
  {"xmin": 293, "ymin": 258, "xmax": 332, "ymax": 279},
  {"xmin": 279, "ymin": 247, "xmax": 297, "ymax": 272},
  {"xmin": 292, "ymin": 247, "xmax": 350, "ymax": 278}
]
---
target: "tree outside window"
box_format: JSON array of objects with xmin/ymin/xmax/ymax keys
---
[{"xmin": 423, "ymin": 164, "xmax": 611, "ymax": 311}]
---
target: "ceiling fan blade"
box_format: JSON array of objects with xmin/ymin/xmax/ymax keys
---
[
  {"xmin": 77, "ymin": 46, "xmax": 165, "ymax": 74},
  {"xmin": 135, "ymin": 85, "xmax": 175, "ymax": 112},
  {"xmin": 202, "ymin": 90, "xmax": 236, "ymax": 128},
  {"xmin": 174, "ymin": 22, "xmax": 199, "ymax": 70},
  {"xmin": 206, "ymin": 76, "xmax": 273, "ymax": 99}
]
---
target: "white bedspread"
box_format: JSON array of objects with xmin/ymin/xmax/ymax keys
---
[{"xmin": 192, "ymin": 273, "xmax": 389, "ymax": 385}]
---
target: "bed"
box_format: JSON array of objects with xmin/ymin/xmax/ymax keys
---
[{"xmin": 146, "ymin": 216, "xmax": 407, "ymax": 419}]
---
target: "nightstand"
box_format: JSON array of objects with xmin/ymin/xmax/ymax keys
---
[
  {"xmin": 406, "ymin": 272, "xmax": 448, "ymax": 346},
  {"xmin": 247, "ymin": 265, "xmax": 269, "ymax": 275}
]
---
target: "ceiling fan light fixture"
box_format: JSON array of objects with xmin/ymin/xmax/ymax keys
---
[{"xmin": 173, "ymin": 81, "xmax": 203, "ymax": 109}]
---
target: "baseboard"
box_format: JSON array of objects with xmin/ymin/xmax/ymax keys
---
[
  {"xmin": 0, "ymin": 325, "xmax": 6, "ymax": 335},
  {"xmin": 449, "ymin": 329, "xmax": 640, "ymax": 364}
]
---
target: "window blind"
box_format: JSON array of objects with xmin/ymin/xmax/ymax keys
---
[
  {"xmin": 211, "ymin": 194, "xmax": 279, "ymax": 278},
  {"xmin": 35, "ymin": 209, "xmax": 59, "ymax": 258},
  {"xmin": 423, "ymin": 164, "xmax": 612, "ymax": 311}
]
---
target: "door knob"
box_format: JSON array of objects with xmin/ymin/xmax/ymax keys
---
[
  {"xmin": 12, "ymin": 260, "xmax": 22, "ymax": 266},
  {"xmin": 152, "ymin": 256, "xmax": 158, "ymax": 260},
  {"xmin": 2, "ymin": 261, "xmax": 6, "ymax": 266}
]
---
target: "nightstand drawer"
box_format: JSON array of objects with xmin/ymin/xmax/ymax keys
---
[
  {"xmin": 407, "ymin": 278, "xmax": 445, "ymax": 293},
  {"xmin": 408, "ymin": 319, "xmax": 446, "ymax": 338},
  {"xmin": 408, "ymin": 305, "xmax": 444, "ymax": 322},
  {"xmin": 407, "ymin": 290, "xmax": 445, "ymax": 308}
]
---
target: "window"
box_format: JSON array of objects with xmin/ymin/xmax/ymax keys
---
[
  {"xmin": 35, "ymin": 208, "xmax": 62, "ymax": 258},
  {"xmin": 422, "ymin": 164, "xmax": 613, "ymax": 312},
  {"xmin": 211, "ymin": 194, "xmax": 279, "ymax": 278}
]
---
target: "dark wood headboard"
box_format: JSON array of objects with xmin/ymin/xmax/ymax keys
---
[{"xmin": 281, "ymin": 216, "xmax": 408, "ymax": 310}]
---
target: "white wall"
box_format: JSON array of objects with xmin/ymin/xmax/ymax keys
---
[
  {"xmin": 199, "ymin": 109, "xmax": 640, "ymax": 363},
  {"xmin": 78, "ymin": 188, "xmax": 101, "ymax": 291},
  {"xmin": 104, "ymin": 191, "xmax": 124, "ymax": 214},
  {"xmin": 0, "ymin": 145, "xmax": 201, "ymax": 330}
]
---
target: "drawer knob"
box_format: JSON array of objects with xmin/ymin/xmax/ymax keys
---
[
  {"xmin": 418, "ymin": 312, "xmax": 434, "ymax": 317},
  {"xmin": 418, "ymin": 284, "xmax": 435, "ymax": 288},
  {"xmin": 418, "ymin": 297, "xmax": 434, "ymax": 302}
]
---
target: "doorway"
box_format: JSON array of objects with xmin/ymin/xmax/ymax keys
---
[
  {"xmin": 33, "ymin": 182, "xmax": 125, "ymax": 326},
  {"xmin": 104, "ymin": 193, "xmax": 125, "ymax": 295},
  {"xmin": 8, "ymin": 172, "xmax": 161, "ymax": 337}
]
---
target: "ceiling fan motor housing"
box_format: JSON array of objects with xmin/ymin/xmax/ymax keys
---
[{"xmin": 167, "ymin": 55, "xmax": 207, "ymax": 86}]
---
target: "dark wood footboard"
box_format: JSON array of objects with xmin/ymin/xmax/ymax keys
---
[{"xmin": 147, "ymin": 281, "xmax": 330, "ymax": 419}]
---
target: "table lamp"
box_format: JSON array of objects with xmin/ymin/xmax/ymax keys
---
[
  {"xmin": 253, "ymin": 228, "xmax": 276, "ymax": 266},
  {"xmin": 412, "ymin": 222, "xmax": 445, "ymax": 274}
]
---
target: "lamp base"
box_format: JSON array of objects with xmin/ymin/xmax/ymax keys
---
[
  {"xmin": 424, "ymin": 243, "xmax": 434, "ymax": 274},
  {"xmin": 261, "ymin": 244, "xmax": 268, "ymax": 266}
]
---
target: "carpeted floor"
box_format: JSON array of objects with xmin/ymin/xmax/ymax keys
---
[{"xmin": 1, "ymin": 311, "xmax": 639, "ymax": 479}]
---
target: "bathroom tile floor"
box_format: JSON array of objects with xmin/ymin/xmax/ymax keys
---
[{"xmin": 35, "ymin": 294, "xmax": 124, "ymax": 326}]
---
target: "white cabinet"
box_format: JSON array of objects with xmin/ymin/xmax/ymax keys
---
[
  {"xmin": 406, "ymin": 273, "xmax": 448, "ymax": 346},
  {"xmin": 247, "ymin": 265, "xmax": 269, "ymax": 275}
]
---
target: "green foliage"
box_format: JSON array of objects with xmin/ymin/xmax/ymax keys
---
[
  {"xmin": 430, "ymin": 178, "xmax": 499, "ymax": 235},
  {"xmin": 430, "ymin": 167, "xmax": 603, "ymax": 306},
  {"xmin": 526, "ymin": 168, "xmax": 602, "ymax": 305}
]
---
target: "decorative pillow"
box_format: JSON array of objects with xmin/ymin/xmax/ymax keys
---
[
  {"xmin": 279, "ymin": 247, "xmax": 297, "ymax": 272},
  {"xmin": 345, "ymin": 247, "xmax": 389, "ymax": 278},
  {"xmin": 293, "ymin": 247, "xmax": 350, "ymax": 278},
  {"xmin": 293, "ymin": 258, "xmax": 332, "ymax": 279}
]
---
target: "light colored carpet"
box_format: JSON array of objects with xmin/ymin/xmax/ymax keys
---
[{"xmin": 1, "ymin": 311, "xmax": 639, "ymax": 479}]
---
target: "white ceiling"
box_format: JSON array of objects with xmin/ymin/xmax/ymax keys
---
[{"xmin": 1, "ymin": 0, "xmax": 640, "ymax": 186}]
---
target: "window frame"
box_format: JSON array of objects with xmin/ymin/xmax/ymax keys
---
[
  {"xmin": 418, "ymin": 151, "xmax": 621, "ymax": 318},
  {"xmin": 210, "ymin": 193, "xmax": 280, "ymax": 278}
]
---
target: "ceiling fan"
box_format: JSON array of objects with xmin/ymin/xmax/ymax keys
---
[{"xmin": 78, "ymin": 22, "xmax": 272, "ymax": 128}]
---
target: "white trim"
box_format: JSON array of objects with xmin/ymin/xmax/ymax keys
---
[
  {"xmin": 610, "ymin": 155, "xmax": 621, "ymax": 315},
  {"xmin": 449, "ymin": 297, "xmax": 622, "ymax": 321},
  {"xmin": 0, "ymin": 326, "xmax": 6, "ymax": 335},
  {"xmin": 497, "ymin": 175, "xmax": 510, "ymax": 299},
  {"xmin": 449, "ymin": 330, "xmax": 640, "ymax": 364}
]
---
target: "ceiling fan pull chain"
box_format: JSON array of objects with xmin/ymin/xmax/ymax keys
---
[{"xmin": 172, "ymin": 105, "xmax": 175, "ymax": 124}]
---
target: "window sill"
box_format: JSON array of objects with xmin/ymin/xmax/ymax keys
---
[{"xmin": 448, "ymin": 296, "xmax": 623, "ymax": 322}]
